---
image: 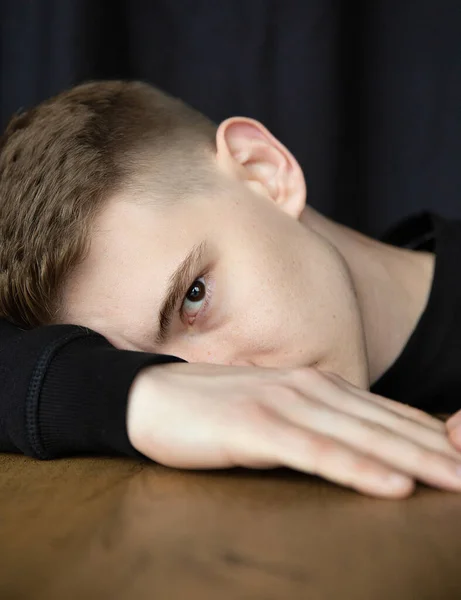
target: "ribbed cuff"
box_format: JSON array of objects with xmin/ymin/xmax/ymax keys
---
[{"xmin": 28, "ymin": 331, "xmax": 184, "ymax": 459}]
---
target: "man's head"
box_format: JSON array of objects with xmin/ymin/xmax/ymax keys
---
[
  {"xmin": 0, "ymin": 81, "xmax": 217, "ymax": 328},
  {"xmin": 0, "ymin": 81, "xmax": 369, "ymax": 387}
]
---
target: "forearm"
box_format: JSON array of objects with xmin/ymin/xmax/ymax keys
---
[{"xmin": 0, "ymin": 318, "xmax": 184, "ymax": 458}]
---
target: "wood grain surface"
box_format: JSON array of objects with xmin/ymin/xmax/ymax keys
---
[{"xmin": 1, "ymin": 453, "xmax": 461, "ymax": 600}]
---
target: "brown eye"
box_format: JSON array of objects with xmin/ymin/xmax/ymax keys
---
[
  {"xmin": 181, "ymin": 276, "xmax": 210, "ymax": 324},
  {"xmin": 186, "ymin": 279, "xmax": 206, "ymax": 303}
]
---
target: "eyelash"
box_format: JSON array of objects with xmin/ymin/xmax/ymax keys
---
[{"xmin": 179, "ymin": 272, "xmax": 213, "ymax": 326}]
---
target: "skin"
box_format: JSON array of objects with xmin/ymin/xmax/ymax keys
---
[{"xmin": 56, "ymin": 117, "xmax": 461, "ymax": 497}]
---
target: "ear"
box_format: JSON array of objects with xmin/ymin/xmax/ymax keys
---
[{"xmin": 215, "ymin": 117, "xmax": 307, "ymax": 219}]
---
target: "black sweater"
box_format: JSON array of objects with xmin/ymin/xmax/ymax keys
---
[
  {"xmin": 0, "ymin": 320, "xmax": 184, "ymax": 458},
  {"xmin": 0, "ymin": 213, "xmax": 459, "ymax": 459}
]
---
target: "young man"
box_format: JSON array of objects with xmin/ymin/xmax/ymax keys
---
[{"xmin": 1, "ymin": 80, "xmax": 461, "ymax": 499}]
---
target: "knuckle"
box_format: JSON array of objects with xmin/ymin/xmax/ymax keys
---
[
  {"xmin": 412, "ymin": 450, "xmax": 446, "ymax": 473},
  {"xmin": 288, "ymin": 365, "xmax": 325, "ymax": 386},
  {"xmin": 304, "ymin": 434, "xmax": 338, "ymax": 472},
  {"xmin": 260, "ymin": 379, "xmax": 302, "ymax": 405},
  {"xmin": 348, "ymin": 454, "xmax": 382, "ymax": 477},
  {"xmin": 232, "ymin": 396, "xmax": 270, "ymax": 424},
  {"xmin": 355, "ymin": 422, "xmax": 389, "ymax": 450},
  {"xmin": 306, "ymin": 436, "xmax": 375, "ymax": 483}
]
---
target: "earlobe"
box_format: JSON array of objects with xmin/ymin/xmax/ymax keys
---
[{"xmin": 215, "ymin": 117, "xmax": 307, "ymax": 219}]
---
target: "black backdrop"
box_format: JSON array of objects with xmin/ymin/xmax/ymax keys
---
[{"xmin": 1, "ymin": 0, "xmax": 460, "ymax": 235}]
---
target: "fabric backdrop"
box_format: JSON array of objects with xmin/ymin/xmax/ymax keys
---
[{"xmin": 1, "ymin": 0, "xmax": 460, "ymax": 236}]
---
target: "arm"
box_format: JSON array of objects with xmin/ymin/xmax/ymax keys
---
[
  {"xmin": 2, "ymin": 317, "xmax": 461, "ymax": 499},
  {"xmin": 126, "ymin": 363, "xmax": 461, "ymax": 498},
  {"xmin": 0, "ymin": 318, "xmax": 183, "ymax": 458}
]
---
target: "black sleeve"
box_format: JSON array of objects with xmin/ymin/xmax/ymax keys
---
[{"xmin": 0, "ymin": 319, "xmax": 185, "ymax": 459}]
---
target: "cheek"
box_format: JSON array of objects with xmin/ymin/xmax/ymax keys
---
[
  {"xmin": 171, "ymin": 214, "xmax": 364, "ymax": 371},
  {"xmin": 228, "ymin": 235, "xmax": 363, "ymax": 369},
  {"xmin": 204, "ymin": 251, "xmax": 322, "ymax": 366}
]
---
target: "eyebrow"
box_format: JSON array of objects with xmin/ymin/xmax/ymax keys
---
[{"xmin": 156, "ymin": 241, "xmax": 208, "ymax": 345}]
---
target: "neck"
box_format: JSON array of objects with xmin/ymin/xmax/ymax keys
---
[{"xmin": 301, "ymin": 206, "xmax": 435, "ymax": 384}]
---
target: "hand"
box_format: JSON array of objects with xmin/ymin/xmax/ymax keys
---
[
  {"xmin": 127, "ymin": 363, "xmax": 461, "ymax": 499},
  {"xmin": 447, "ymin": 410, "xmax": 461, "ymax": 450}
]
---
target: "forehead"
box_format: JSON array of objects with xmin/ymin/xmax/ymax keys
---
[
  {"xmin": 58, "ymin": 183, "xmax": 266, "ymax": 346},
  {"xmin": 59, "ymin": 198, "xmax": 197, "ymax": 348},
  {"xmin": 90, "ymin": 198, "xmax": 193, "ymax": 268}
]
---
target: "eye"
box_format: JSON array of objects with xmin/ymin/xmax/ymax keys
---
[{"xmin": 181, "ymin": 276, "xmax": 208, "ymax": 324}]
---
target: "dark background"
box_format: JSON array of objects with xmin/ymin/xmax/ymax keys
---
[{"xmin": 1, "ymin": 0, "xmax": 460, "ymax": 236}]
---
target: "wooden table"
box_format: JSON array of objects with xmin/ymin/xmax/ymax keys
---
[{"xmin": 1, "ymin": 454, "xmax": 461, "ymax": 599}]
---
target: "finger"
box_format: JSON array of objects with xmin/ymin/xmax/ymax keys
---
[
  {"xmin": 446, "ymin": 410, "xmax": 461, "ymax": 431},
  {"xmin": 325, "ymin": 376, "xmax": 461, "ymax": 460},
  {"xmin": 290, "ymin": 398, "xmax": 461, "ymax": 492},
  {"xmin": 250, "ymin": 409, "xmax": 414, "ymax": 498},
  {"xmin": 447, "ymin": 413, "xmax": 461, "ymax": 451},
  {"xmin": 323, "ymin": 371, "xmax": 445, "ymax": 432},
  {"xmin": 290, "ymin": 370, "xmax": 461, "ymax": 460}
]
